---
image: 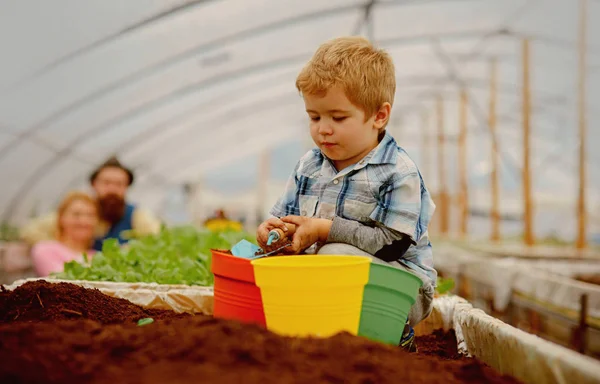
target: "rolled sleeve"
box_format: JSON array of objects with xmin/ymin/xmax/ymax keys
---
[{"xmin": 370, "ymin": 172, "xmax": 422, "ymax": 244}]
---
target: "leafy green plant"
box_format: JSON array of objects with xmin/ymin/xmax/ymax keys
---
[
  {"xmin": 435, "ymin": 277, "xmax": 455, "ymax": 295},
  {"xmin": 53, "ymin": 226, "xmax": 255, "ymax": 286}
]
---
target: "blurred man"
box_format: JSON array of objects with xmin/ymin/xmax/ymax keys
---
[{"xmin": 21, "ymin": 156, "xmax": 162, "ymax": 251}]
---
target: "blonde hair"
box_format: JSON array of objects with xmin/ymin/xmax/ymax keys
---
[
  {"xmin": 296, "ymin": 36, "xmax": 396, "ymax": 120},
  {"xmin": 56, "ymin": 191, "xmax": 99, "ymax": 236}
]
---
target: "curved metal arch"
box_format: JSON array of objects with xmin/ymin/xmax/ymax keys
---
[
  {"xmin": 7, "ymin": 0, "xmax": 216, "ymax": 90},
  {"xmin": 129, "ymin": 100, "xmax": 433, "ymax": 191},
  {"xmin": 15, "ymin": 95, "xmax": 304, "ymax": 222},
  {"xmin": 118, "ymin": 70, "xmax": 301, "ymax": 163},
  {"xmin": 116, "ymin": 79, "xmax": 299, "ymax": 166},
  {"xmin": 0, "ymin": 2, "xmax": 367, "ymax": 163},
  {"xmin": 0, "ymin": 54, "xmax": 310, "ymax": 221},
  {"xmin": 121, "ymin": 72, "xmax": 569, "ymax": 167},
  {"xmin": 1, "ymin": 0, "xmax": 511, "ymax": 166},
  {"xmin": 12, "ymin": 0, "xmax": 482, "ymax": 93},
  {"xmin": 4, "ymin": 59, "xmax": 562, "ymax": 223},
  {"xmin": 55, "ymin": 67, "xmax": 564, "ymax": 188},
  {"xmin": 1, "ymin": 28, "xmax": 503, "ymax": 222},
  {"xmin": 75, "ymin": 73, "xmax": 569, "ymax": 197},
  {"xmin": 4, "ymin": 53, "xmax": 462, "ymax": 222},
  {"xmin": 28, "ymin": 87, "xmax": 574, "ymax": 223},
  {"xmin": 95, "ymin": 30, "xmax": 517, "ymax": 165},
  {"xmin": 133, "ymin": 87, "xmax": 574, "ymax": 190},
  {"xmin": 7, "ymin": 12, "xmax": 560, "ymax": 223},
  {"xmin": 41, "ymin": 71, "xmax": 514, "ymax": 211},
  {"xmin": 165, "ymin": 128, "xmax": 301, "ymax": 183},
  {"xmin": 19, "ymin": 28, "xmax": 497, "ymax": 165},
  {"xmin": 1, "ymin": 2, "xmax": 584, "ymax": 222},
  {"xmin": 138, "ymin": 94, "xmax": 303, "ymax": 176},
  {"xmin": 121, "ymin": 75, "xmax": 452, "ymax": 163}
]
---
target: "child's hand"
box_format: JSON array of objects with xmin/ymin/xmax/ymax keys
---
[
  {"xmin": 280, "ymin": 216, "xmax": 332, "ymax": 254},
  {"xmin": 256, "ymin": 217, "xmax": 292, "ymax": 252}
]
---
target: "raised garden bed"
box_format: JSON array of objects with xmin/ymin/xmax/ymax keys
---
[{"xmin": 0, "ymin": 280, "xmax": 521, "ymax": 384}]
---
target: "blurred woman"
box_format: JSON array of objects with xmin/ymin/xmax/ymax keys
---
[{"xmin": 32, "ymin": 191, "xmax": 99, "ymax": 277}]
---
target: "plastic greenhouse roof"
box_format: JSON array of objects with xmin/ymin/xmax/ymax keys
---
[{"xmin": 0, "ymin": 0, "xmax": 599, "ymax": 226}]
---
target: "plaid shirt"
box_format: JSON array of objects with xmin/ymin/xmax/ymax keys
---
[{"xmin": 270, "ymin": 132, "xmax": 437, "ymax": 282}]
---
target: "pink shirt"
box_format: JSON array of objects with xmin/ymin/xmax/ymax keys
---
[{"xmin": 32, "ymin": 241, "xmax": 95, "ymax": 277}]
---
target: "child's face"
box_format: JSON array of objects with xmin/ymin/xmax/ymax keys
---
[{"xmin": 303, "ymin": 86, "xmax": 390, "ymax": 171}]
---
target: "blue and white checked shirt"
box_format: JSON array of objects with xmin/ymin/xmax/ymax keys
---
[{"xmin": 270, "ymin": 132, "xmax": 437, "ymax": 283}]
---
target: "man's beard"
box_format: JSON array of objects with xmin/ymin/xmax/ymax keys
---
[{"xmin": 98, "ymin": 194, "xmax": 126, "ymax": 225}]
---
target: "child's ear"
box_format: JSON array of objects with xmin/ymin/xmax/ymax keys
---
[{"xmin": 373, "ymin": 103, "xmax": 391, "ymax": 129}]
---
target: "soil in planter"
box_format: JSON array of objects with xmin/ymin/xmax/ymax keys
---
[
  {"xmin": 0, "ymin": 281, "xmax": 522, "ymax": 384},
  {"xmin": 0, "ymin": 280, "xmax": 189, "ymax": 324},
  {"xmin": 416, "ymin": 329, "xmax": 463, "ymax": 360}
]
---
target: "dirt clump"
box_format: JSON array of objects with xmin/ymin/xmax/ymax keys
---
[
  {"xmin": 416, "ymin": 329, "xmax": 463, "ymax": 360},
  {"xmin": 0, "ymin": 280, "xmax": 188, "ymax": 324}
]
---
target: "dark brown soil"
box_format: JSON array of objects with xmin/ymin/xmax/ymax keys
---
[
  {"xmin": 417, "ymin": 329, "xmax": 463, "ymax": 360},
  {"xmin": 575, "ymin": 273, "xmax": 600, "ymax": 286},
  {"xmin": 0, "ymin": 280, "xmax": 188, "ymax": 324},
  {"xmin": 0, "ymin": 281, "xmax": 522, "ymax": 384}
]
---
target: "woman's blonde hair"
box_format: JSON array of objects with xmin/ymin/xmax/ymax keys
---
[
  {"xmin": 56, "ymin": 191, "xmax": 99, "ymax": 236},
  {"xmin": 296, "ymin": 36, "xmax": 396, "ymax": 120}
]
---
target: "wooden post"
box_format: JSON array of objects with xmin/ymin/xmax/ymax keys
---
[
  {"xmin": 458, "ymin": 89, "xmax": 469, "ymax": 238},
  {"xmin": 576, "ymin": 0, "xmax": 588, "ymax": 249},
  {"xmin": 522, "ymin": 39, "xmax": 535, "ymax": 246},
  {"xmin": 437, "ymin": 96, "xmax": 449, "ymax": 235},
  {"xmin": 572, "ymin": 293, "xmax": 589, "ymax": 353},
  {"xmin": 529, "ymin": 309, "xmax": 541, "ymax": 335},
  {"xmin": 489, "ymin": 58, "xmax": 500, "ymax": 242},
  {"xmin": 579, "ymin": 293, "xmax": 588, "ymax": 354}
]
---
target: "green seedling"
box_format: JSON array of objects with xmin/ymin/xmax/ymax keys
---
[
  {"xmin": 435, "ymin": 277, "xmax": 456, "ymax": 295},
  {"xmin": 137, "ymin": 318, "xmax": 154, "ymax": 326}
]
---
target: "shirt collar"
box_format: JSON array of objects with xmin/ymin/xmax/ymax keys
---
[
  {"xmin": 364, "ymin": 131, "xmax": 399, "ymax": 166},
  {"xmin": 316, "ymin": 131, "xmax": 398, "ymax": 175}
]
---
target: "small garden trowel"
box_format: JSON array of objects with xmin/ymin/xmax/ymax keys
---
[{"xmin": 231, "ymin": 239, "xmax": 291, "ymax": 260}]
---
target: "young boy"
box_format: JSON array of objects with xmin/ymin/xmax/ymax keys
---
[{"xmin": 257, "ymin": 36, "xmax": 436, "ymax": 352}]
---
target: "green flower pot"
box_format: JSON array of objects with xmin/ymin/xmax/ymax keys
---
[{"xmin": 358, "ymin": 262, "xmax": 423, "ymax": 345}]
